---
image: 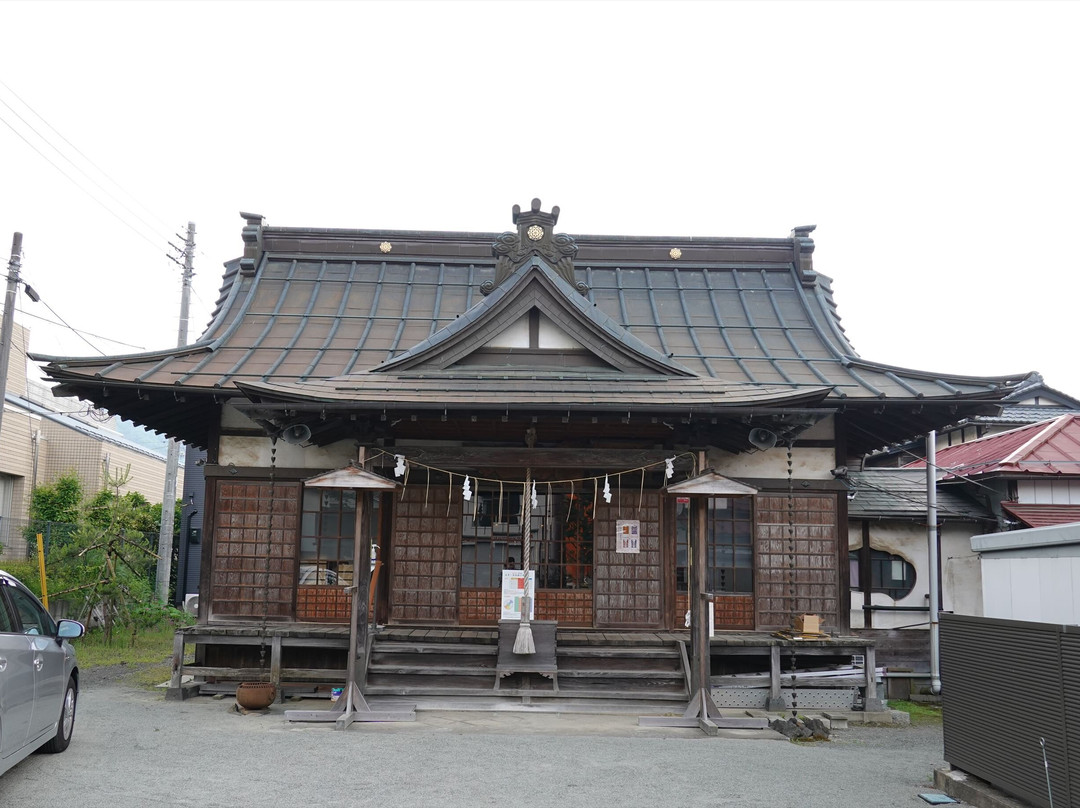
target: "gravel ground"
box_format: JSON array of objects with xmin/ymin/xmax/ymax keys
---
[{"xmin": 0, "ymin": 679, "xmax": 948, "ymax": 808}]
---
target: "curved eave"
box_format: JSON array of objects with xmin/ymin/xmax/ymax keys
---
[
  {"xmin": 46, "ymin": 379, "xmax": 231, "ymax": 450},
  {"xmin": 234, "ymin": 377, "xmax": 833, "ymax": 412}
]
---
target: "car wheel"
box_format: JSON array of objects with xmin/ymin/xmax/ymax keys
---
[{"xmin": 43, "ymin": 677, "xmax": 77, "ymax": 753}]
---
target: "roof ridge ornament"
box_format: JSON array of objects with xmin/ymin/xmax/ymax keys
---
[
  {"xmin": 790, "ymin": 224, "xmax": 817, "ymax": 287},
  {"xmin": 239, "ymin": 211, "xmax": 265, "ymax": 276},
  {"xmin": 484, "ymin": 198, "xmax": 584, "ymax": 295}
]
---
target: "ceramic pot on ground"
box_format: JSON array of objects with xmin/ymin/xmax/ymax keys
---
[{"xmin": 235, "ymin": 682, "xmax": 276, "ymax": 709}]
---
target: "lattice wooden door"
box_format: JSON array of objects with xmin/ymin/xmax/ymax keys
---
[
  {"xmin": 210, "ymin": 480, "xmax": 299, "ymax": 619},
  {"xmin": 754, "ymin": 492, "xmax": 840, "ymax": 629},
  {"xmin": 389, "ymin": 484, "xmax": 461, "ymax": 623},
  {"xmin": 593, "ymin": 489, "xmax": 663, "ymax": 628}
]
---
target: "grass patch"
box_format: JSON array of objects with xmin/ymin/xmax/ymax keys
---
[
  {"xmin": 888, "ymin": 699, "xmax": 943, "ymax": 724},
  {"xmin": 73, "ymin": 625, "xmax": 176, "ymax": 668}
]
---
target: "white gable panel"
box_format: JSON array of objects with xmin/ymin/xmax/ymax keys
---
[
  {"xmin": 486, "ymin": 316, "xmax": 531, "ymax": 348},
  {"xmin": 485, "ymin": 311, "xmax": 586, "ymax": 351},
  {"xmin": 537, "ymin": 314, "xmax": 584, "ymax": 349}
]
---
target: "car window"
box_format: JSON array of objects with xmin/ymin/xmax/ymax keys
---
[
  {"xmin": 0, "ymin": 586, "xmax": 15, "ymax": 633},
  {"xmin": 7, "ymin": 584, "xmax": 56, "ymax": 636}
]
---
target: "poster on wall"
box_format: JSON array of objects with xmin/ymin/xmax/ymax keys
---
[
  {"xmin": 616, "ymin": 520, "xmax": 641, "ymax": 553},
  {"xmin": 500, "ymin": 570, "xmax": 536, "ymax": 621}
]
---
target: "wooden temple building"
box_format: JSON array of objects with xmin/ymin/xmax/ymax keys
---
[{"xmin": 32, "ymin": 200, "xmax": 1034, "ymax": 708}]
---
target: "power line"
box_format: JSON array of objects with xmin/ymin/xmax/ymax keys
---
[
  {"xmin": 15, "ymin": 307, "xmax": 146, "ymax": 351},
  {"xmin": 0, "ymin": 94, "xmax": 175, "ymax": 248},
  {"xmin": 0, "ymin": 110, "xmax": 166, "ymax": 257},
  {"xmin": 0, "ymin": 78, "xmax": 176, "ymax": 237},
  {"xmin": 32, "ymin": 295, "xmax": 105, "ymax": 356}
]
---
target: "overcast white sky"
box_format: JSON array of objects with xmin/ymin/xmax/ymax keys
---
[{"xmin": 1, "ymin": 1, "xmax": 1078, "ymax": 405}]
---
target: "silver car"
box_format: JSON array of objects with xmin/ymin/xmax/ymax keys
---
[{"xmin": 0, "ymin": 569, "xmax": 84, "ymax": 776}]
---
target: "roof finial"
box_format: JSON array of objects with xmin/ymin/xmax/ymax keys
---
[{"xmin": 484, "ymin": 200, "xmax": 582, "ymax": 295}]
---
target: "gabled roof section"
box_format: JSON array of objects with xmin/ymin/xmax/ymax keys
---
[
  {"xmin": 846, "ymin": 468, "xmax": 992, "ymax": 521},
  {"xmin": 28, "ymin": 204, "xmax": 1036, "ymax": 449},
  {"xmin": 907, "ymin": 414, "xmax": 1080, "ymax": 479},
  {"xmin": 1001, "ymin": 502, "xmax": 1080, "ymax": 529},
  {"xmin": 972, "ymin": 375, "xmax": 1080, "ymax": 427},
  {"xmin": 374, "ymin": 256, "xmax": 693, "ymax": 377}
]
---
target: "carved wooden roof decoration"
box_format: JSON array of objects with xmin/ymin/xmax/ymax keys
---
[
  {"xmin": 486, "ymin": 198, "xmax": 583, "ymax": 295},
  {"xmin": 30, "ymin": 203, "xmax": 1036, "ymax": 453}
]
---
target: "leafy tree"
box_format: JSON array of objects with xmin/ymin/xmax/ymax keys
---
[
  {"xmin": 26, "ymin": 471, "xmax": 84, "ymax": 549},
  {"xmin": 43, "ymin": 465, "xmax": 176, "ymax": 645}
]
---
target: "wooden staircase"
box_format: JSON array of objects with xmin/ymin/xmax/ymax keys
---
[{"xmin": 365, "ymin": 627, "xmax": 690, "ymax": 703}]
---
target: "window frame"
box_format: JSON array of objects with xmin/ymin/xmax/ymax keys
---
[{"xmin": 298, "ymin": 487, "xmax": 358, "ymax": 587}]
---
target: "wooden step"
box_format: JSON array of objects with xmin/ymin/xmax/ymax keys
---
[
  {"xmin": 365, "ymin": 633, "xmax": 689, "ymax": 702},
  {"xmin": 371, "ymin": 642, "xmax": 497, "ymax": 656},
  {"xmin": 557, "ymin": 668, "xmax": 683, "ymax": 679},
  {"xmin": 368, "ymin": 664, "xmax": 495, "ymax": 676},
  {"xmin": 557, "ymin": 646, "xmax": 680, "ymax": 659}
]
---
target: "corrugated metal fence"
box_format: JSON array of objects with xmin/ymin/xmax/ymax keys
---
[{"xmin": 941, "ymin": 613, "xmax": 1078, "ymax": 808}]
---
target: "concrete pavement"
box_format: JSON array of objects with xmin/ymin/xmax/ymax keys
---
[{"xmin": 0, "ymin": 683, "xmax": 955, "ymax": 808}]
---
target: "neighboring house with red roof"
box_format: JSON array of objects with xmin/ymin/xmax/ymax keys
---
[
  {"xmin": 909, "ymin": 414, "xmax": 1080, "ymax": 531},
  {"xmin": 839, "ymin": 414, "xmax": 1080, "ymax": 672}
]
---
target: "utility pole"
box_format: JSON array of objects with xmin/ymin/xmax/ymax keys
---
[
  {"xmin": 0, "ymin": 233, "xmax": 24, "ymax": 441},
  {"xmin": 156, "ymin": 222, "xmax": 194, "ymax": 604}
]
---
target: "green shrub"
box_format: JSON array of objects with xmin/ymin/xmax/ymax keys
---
[{"xmin": 1, "ymin": 560, "xmax": 45, "ymax": 597}]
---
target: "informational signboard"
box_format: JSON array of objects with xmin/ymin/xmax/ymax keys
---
[
  {"xmin": 616, "ymin": 520, "xmax": 641, "ymax": 554},
  {"xmin": 500, "ymin": 570, "xmax": 536, "ymax": 621}
]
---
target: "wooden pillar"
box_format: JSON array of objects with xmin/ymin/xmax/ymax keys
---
[
  {"xmin": 349, "ymin": 492, "xmax": 371, "ymax": 691},
  {"xmin": 863, "ymin": 644, "xmax": 885, "ymax": 712},
  {"xmin": 690, "ymin": 496, "xmax": 709, "ymax": 695},
  {"xmin": 271, "ymin": 634, "xmax": 283, "ymax": 700},
  {"xmin": 767, "ymin": 644, "xmax": 785, "ymax": 711}
]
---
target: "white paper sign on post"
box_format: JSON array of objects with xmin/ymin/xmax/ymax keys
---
[
  {"xmin": 616, "ymin": 520, "xmax": 641, "ymax": 554},
  {"xmin": 500, "ymin": 570, "xmax": 536, "ymax": 621}
]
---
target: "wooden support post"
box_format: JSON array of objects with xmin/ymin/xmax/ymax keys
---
[
  {"xmin": 863, "ymin": 645, "xmax": 885, "ymax": 712},
  {"xmin": 165, "ymin": 630, "xmax": 200, "ymax": 701},
  {"xmin": 284, "ymin": 461, "xmax": 414, "ymax": 727},
  {"xmin": 354, "ymin": 492, "xmax": 371, "ymax": 695},
  {"xmin": 766, "ymin": 644, "xmax": 785, "ymax": 711},
  {"xmin": 270, "ymin": 634, "xmax": 282, "ymax": 701},
  {"xmin": 170, "ymin": 631, "xmax": 185, "ymax": 689},
  {"xmin": 641, "ymin": 490, "xmax": 765, "ymax": 733},
  {"xmin": 691, "ymin": 497, "xmax": 709, "ymax": 695}
]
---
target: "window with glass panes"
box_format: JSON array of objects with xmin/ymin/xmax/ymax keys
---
[
  {"xmin": 675, "ymin": 496, "xmax": 754, "ymax": 594},
  {"xmin": 849, "ymin": 549, "xmax": 915, "ymax": 599},
  {"xmin": 461, "ymin": 484, "xmax": 594, "ymax": 590},
  {"xmin": 299, "ymin": 488, "xmax": 356, "ymax": 586}
]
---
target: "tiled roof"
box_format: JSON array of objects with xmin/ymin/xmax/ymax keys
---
[
  {"xmin": 907, "ymin": 415, "xmax": 1080, "ymax": 479},
  {"xmin": 1001, "ymin": 502, "xmax": 1080, "ymax": 529},
  {"xmin": 846, "ymin": 468, "xmax": 992, "ymax": 521},
  {"xmin": 30, "ymin": 215, "xmax": 1033, "ymax": 448},
  {"xmin": 984, "ymin": 406, "xmax": 1079, "ymax": 425}
]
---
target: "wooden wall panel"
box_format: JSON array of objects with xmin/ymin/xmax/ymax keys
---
[
  {"xmin": 593, "ymin": 490, "xmax": 662, "ymax": 628},
  {"xmin": 389, "ymin": 484, "xmax": 460, "ymax": 623},
  {"xmin": 537, "ymin": 590, "xmax": 592, "ymax": 626},
  {"xmin": 754, "ymin": 493, "xmax": 840, "ymax": 630},
  {"xmin": 459, "ymin": 588, "xmax": 499, "ymax": 624},
  {"xmin": 296, "ymin": 585, "xmax": 351, "ymax": 622},
  {"xmin": 209, "ymin": 480, "xmax": 299, "ymax": 619},
  {"xmin": 675, "ymin": 592, "xmax": 754, "ymax": 630}
]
